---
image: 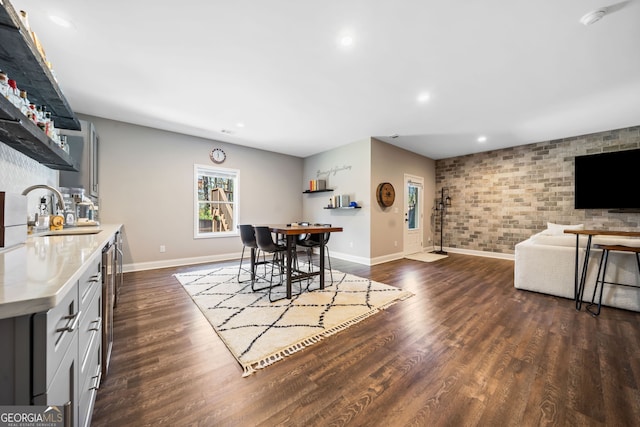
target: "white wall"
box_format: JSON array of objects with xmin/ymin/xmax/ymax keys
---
[{"xmin": 83, "ymin": 115, "xmax": 303, "ymax": 271}]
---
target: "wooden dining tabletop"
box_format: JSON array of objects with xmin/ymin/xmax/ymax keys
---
[{"xmin": 266, "ymin": 224, "xmax": 344, "ymax": 235}]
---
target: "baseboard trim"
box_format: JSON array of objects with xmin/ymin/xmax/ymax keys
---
[
  {"xmin": 123, "ymin": 246, "xmax": 514, "ymax": 273},
  {"xmin": 445, "ymin": 247, "xmax": 515, "ymax": 261}
]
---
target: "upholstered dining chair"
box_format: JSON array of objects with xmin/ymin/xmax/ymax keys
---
[
  {"xmin": 253, "ymin": 226, "xmax": 291, "ymax": 301},
  {"xmin": 297, "ymin": 223, "xmax": 334, "ymax": 286}
]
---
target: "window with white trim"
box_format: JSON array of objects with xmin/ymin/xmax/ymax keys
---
[{"xmin": 194, "ymin": 164, "xmax": 239, "ymax": 238}]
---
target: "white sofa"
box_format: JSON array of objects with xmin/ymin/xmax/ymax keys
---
[{"xmin": 514, "ymin": 227, "xmax": 640, "ymax": 312}]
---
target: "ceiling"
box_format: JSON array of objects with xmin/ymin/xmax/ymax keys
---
[{"xmin": 11, "ymin": 0, "xmax": 640, "ymax": 160}]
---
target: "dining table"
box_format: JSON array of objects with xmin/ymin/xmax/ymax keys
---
[{"xmin": 252, "ymin": 224, "xmax": 343, "ymax": 299}]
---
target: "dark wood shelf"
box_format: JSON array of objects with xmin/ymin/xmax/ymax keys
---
[
  {"xmin": 0, "ymin": 95, "xmax": 77, "ymax": 170},
  {"xmin": 0, "ymin": 0, "xmax": 81, "ymax": 170},
  {"xmin": 0, "ymin": 2, "xmax": 80, "ymax": 131},
  {"xmin": 303, "ymin": 189, "xmax": 333, "ymax": 194}
]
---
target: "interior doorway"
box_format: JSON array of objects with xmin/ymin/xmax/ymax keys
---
[{"xmin": 403, "ymin": 174, "xmax": 423, "ymax": 255}]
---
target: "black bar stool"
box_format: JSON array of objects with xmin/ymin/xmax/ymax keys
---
[{"xmin": 587, "ymin": 244, "xmax": 640, "ymax": 316}]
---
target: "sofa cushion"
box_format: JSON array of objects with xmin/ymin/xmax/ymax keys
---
[
  {"xmin": 541, "ymin": 222, "xmax": 584, "ymax": 236},
  {"xmin": 529, "ymin": 233, "xmax": 580, "ymax": 247}
]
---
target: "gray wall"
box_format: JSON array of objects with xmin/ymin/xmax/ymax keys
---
[
  {"xmin": 83, "ymin": 115, "xmax": 304, "ymax": 271},
  {"xmin": 436, "ymin": 126, "xmax": 640, "ymax": 255},
  {"xmin": 371, "ymin": 138, "xmax": 436, "ymax": 262},
  {"xmin": 302, "ymin": 138, "xmax": 371, "ymax": 264}
]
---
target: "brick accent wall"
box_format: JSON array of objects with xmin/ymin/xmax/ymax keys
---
[{"xmin": 435, "ymin": 126, "xmax": 640, "ymax": 255}]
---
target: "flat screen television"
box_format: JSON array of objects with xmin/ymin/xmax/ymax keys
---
[{"xmin": 574, "ymin": 148, "xmax": 640, "ymax": 211}]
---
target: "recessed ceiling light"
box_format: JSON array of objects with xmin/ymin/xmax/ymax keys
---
[
  {"xmin": 339, "ymin": 35, "xmax": 354, "ymax": 47},
  {"xmin": 236, "ymin": 122, "xmax": 245, "ymax": 128},
  {"xmin": 49, "ymin": 15, "xmax": 72, "ymax": 28},
  {"xmin": 417, "ymin": 92, "xmax": 431, "ymax": 103},
  {"xmin": 580, "ymin": 9, "xmax": 607, "ymax": 26},
  {"xmin": 477, "ymin": 136, "xmax": 487, "ymax": 143}
]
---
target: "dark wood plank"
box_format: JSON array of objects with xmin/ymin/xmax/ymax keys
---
[{"xmin": 91, "ymin": 254, "xmax": 640, "ymax": 426}]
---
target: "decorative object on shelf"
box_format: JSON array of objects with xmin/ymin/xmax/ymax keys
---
[
  {"xmin": 331, "ymin": 194, "xmax": 352, "ymax": 208},
  {"xmin": 308, "ymin": 179, "xmax": 326, "ymax": 191},
  {"xmin": 376, "ymin": 182, "xmax": 395, "ymax": 207},
  {"xmin": 210, "ymin": 148, "xmax": 226, "ymax": 164},
  {"xmin": 433, "ymin": 187, "xmax": 452, "ymax": 255},
  {"xmin": 325, "ymin": 199, "xmax": 360, "ymax": 209}
]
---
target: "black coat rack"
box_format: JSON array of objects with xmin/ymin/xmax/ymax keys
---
[{"xmin": 434, "ymin": 187, "xmax": 451, "ymax": 255}]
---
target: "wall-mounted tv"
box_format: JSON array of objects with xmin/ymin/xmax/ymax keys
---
[{"xmin": 574, "ymin": 148, "xmax": 640, "ymax": 211}]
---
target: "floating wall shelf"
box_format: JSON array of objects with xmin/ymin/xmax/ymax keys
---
[{"xmin": 303, "ymin": 189, "xmax": 334, "ymax": 194}]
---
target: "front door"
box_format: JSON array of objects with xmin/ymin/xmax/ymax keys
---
[{"xmin": 403, "ymin": 174, "xmax": 423, "ymax": 254}]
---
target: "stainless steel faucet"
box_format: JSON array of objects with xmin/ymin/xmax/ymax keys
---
[{"xmin": 22, "ymin": 184, "xmax": 66, "ymax": 214}]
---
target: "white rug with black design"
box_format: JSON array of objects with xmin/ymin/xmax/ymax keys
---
[{"xmin": 174, "ymin": 264, "xmax": 413, "ymax": 377}]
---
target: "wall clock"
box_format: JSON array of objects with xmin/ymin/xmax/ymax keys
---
[
  {"xmin": 210, "ymin": 148, "xmax": 226, "ymax": 164},
  {"xmin": 376, "ymin": 182, "xmax": 395, "ymax": 207}
]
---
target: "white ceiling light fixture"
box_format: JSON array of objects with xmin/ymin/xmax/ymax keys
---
[
  {"xmin": 580, "ymin": 9, "xmax": 607, "ymax": 26},
  {"xmin": 477, "ymin": 136, "xmax": 487, "ymax": 143},
  {"xmin": 417, "ymin": 92, "xmax": 431, "ymax": 103},
  {"xmin": 236, "ymin": 122, "xmax": 245, "ymax": 128},
  {"xmin": 340, "ymin": 36, "xmax": 353, "ymax": 46},
  {"xmin": 49, "ymin": 15, "xmax": 72, "ymax": 28},
  {"xmin": 338, "ymin": 32, "xmax": 354, "ymax": 48}
]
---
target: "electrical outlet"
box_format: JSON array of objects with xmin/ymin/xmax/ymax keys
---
[
  {"xmin": 160, "ymin": 245, "xmax": 166, "ymax": 253},
  {"xmin": 350, "ymin": 241, "xmax": 354, "ymax": 248},
  {"xmin": 394, "ymin": 241, "xmax": 398, "ymax": 247}
]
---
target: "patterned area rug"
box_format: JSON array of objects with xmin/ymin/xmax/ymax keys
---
[
  {"xmin": 405, "ymin": 252, "xmax": 448, "ymax": 262},
  {"xmin": 174, "ymin": 264, "xmax": 413, "ymax": 377}
]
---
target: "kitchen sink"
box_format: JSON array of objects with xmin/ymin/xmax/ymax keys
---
[{"xmin": 38, "ymin": 228, "xmax": 103, "ymax": 237}]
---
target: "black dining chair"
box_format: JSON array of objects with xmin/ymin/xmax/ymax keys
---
[
  {"xmin": 237, "ymin": 224, "xmax": 271, "ymax": 290},
  {"xmin": 253, "ymin": 226, "xmax": 290, "ymax": 301},
  {"xmin": 297, "ymin": 223, "xmax": 333, "ymax": 286}
]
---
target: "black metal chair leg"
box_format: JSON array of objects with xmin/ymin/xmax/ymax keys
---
[{"xmin": 587, "ymin": 249, "xmax": 609, "ymax": 316}]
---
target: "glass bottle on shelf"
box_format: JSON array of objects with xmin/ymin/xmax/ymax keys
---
[
  {"xmin": 0, "ymin": 71, "xmax": 8, "ymax": 98},
  {"xmin": 7, "ymin": 79, "xmax": 20, "ymax": 107},
  {"xmin": 19, "ymin": 90, "xmax": 30, "ymax": 115}
]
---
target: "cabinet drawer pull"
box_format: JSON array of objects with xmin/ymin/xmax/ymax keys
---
[
  {"xmin": 90, "ymin": 371, "xmax": 102, "ymax": 390},
  {"xmin": 90, "ymin": 316, "xmax": 102, "ymax": 331},
  {"xmin": 89, "ymin": 272, "xmax": 102, "ymax": 283},
  {"xmin": 56, "ymin": 311, "xmax": 81, "ymax": 333}
]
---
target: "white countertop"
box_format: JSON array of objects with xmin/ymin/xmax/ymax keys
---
[{"xmin": 0, "ymin": 224, "xmax": 122, "ymax": 320}]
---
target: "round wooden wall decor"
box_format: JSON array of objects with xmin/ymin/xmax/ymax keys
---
[{"xmin": 376, "ymin": 182, "xmax": 395, "ymax": 207}]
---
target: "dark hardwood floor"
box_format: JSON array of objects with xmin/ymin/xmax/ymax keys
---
[{"xmin": 91, "ymin": 253, "xmax": 640, "ymax": 426}]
